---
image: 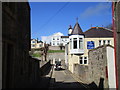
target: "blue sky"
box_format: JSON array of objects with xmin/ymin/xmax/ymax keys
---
[{"xmin": 29, "ymin": 2, "xmax": 112, "ymax": 40}]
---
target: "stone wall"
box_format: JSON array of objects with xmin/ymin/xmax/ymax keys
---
[
  {"xmin": 2, "ymin": 2, "xmax": 31, "ymax": 88},
  {"xmin": 47, "ymin": 52, "xmax": 65, "ymax": 62},
  {"xmin": 88, "ymin": 46, "xmax": 108, "ymax": 88},
  {"xmin": 73, "ymin": 45, "xmax": 111, "ymax": 88},
  {"xmin": 49, "ymin": 46, "xmax": 65, "ymax": 50},
  {"xmin": 73, "ymin": 64, "xmax": 90, "ymax": 83}
]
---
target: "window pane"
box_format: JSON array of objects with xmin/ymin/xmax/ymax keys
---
[
  {"xmin": 99, "ymin": 40, "xmax": 101, "ymax": 46},
  {"xmin": 84, "ymin": 60, "xmax": 87, "ymax": 64},
  {"xmin": 79, "ymin": 38, "xmax": 83, "ymax": 49},
  {"xmin": 80, "ymin": 57, "xmax": 83, "ymax": 59},
  {"xmin": 80, "ymin": 60, "xmax": 82, "ymax": 64},
  {"xmin": 73, "ymin": 38, "xmax": 77, "ymax": 49},
  {"xmin": 108, "ymin": 40, "xmax": 110, "ymax": 44},
  {"xmin": 103, "ymin": 40, "xmax": 106, "ymax": 44},
  {"xmin": 84, "ymin": 57, "xmax": 87, "ymax": 59}
]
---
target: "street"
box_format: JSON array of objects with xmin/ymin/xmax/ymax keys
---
[{"xmin": 49, "ymin": 67, "xmax": 87, "ymax": 89}]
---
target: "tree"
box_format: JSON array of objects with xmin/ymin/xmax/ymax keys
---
[
  {"xmin": 43, "ymin": 43, "xmax": 49, "ymax": 61},
  {"xmin": 105, "ymin": 24, "xmax": 112, "ymax": 30}
]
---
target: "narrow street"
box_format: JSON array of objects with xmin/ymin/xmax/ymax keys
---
[{"xmin": 49, "ymin": 67, "xmax": 87, "ymax": 89}]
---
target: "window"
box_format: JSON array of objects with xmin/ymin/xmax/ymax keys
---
[
  {"xmin": 32, "ymin": 45, "xmax": 35, "ymax": 47},
  {"xmin": 57, "ymin": 38, "xmax": 59, "ymax": 40},
  {"xmin": 84, "ymin": 57, "xmax": 87, "ymax": 64},
  {"xmin": 103, "ymin": 40, "xmax": 106, "ymax": 45},
  {"xmin": 80, "ymin": 56, "xmax": 88, "ymax": 65},
  {"xmin": 80, "ymin": 57, "xmax": 83, "ymax": 64},
  {"xmin": 79, "ymin": 38, "xmax": 83, "ymax": 49},
  {"xmin": 108, "ymin": 40, "xmax": 110, "ymax": 45},
  {"xmin": 73, "ymin": 38, "xmax": 77, "ymax": 49},
  {"xmin": 57, "ymin": 43, "xmax": 59, "ymax": 45},
  {"xmin": 39, "ymin": 44, "xmax": 42, "ymax": 47},
  {"xmin": 99, "ymin": 40, "xmax": 101, "ymax": 46},
  {"xmin": 53, "ymin": 38, "xmax": 55, "ymax": 40},
  {"xmin": 53, "ymin": 43, "xmax": 55, "ymax": 45},
  {"xmin": 32, "ymin": 41, "xmax": 35, "ymax": 43}
]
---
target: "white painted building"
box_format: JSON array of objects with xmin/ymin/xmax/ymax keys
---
[
  {"xmin": 51, "ymin": 32, "xmax": 63, "ymax": 46},
  {"xmin": 51, "ymin": 32, "xmax": 69, "ymax": 46}
]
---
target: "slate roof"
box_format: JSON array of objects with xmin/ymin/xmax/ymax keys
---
[
  {"xmin": 71, "ymin": 22, "xmax": 84, "ymax": 35},
  {"xmin": 61, "ymin": 36, "xmax": 69, "ymax": 38},
  {"xmin": 84, "ymin": 27, "xmax": 113, "ymax": 38}
]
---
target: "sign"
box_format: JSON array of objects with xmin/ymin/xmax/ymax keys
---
[{"xmin": 87, "ymin": 41, "xmax": 95, "ymax": 49}]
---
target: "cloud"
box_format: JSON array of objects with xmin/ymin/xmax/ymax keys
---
[
  {"xmin": 41, "ymin": 36, "xmax": 52, "ymax": 44},
  {"xmin": 80, "ymin": 3, "xmax": 111, "ymax": 19}
]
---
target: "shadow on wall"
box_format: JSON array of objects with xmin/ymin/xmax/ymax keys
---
[
  {"xmin": 88, "ymin": 77, "xmax": 104, "ymax": 89},
  {"xmin": 98, "ymin": 77, "xmax": 104, "ymax": 89}
]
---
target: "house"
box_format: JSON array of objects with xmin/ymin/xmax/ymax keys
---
[
  {"xmin": 65, "ymin": 21, "xmax": 114, "ymax": 73},
  {"xmin": 51, "ymin": 32, "xmax": 64, "ymax": 46},
  {"xmin": 41, "ymin": 32, "xmax": 69, "ymax": 46},
  {"xmin": 31, "ymin": 39, "xmax": 44, "ymax": 49}
]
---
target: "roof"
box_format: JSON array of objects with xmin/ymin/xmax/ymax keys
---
[
  {"xmin": 68, "ymin": 25, "xmax": 72, "ymax": 30},
  {"xmin": 52, "ymin": 32, "xmax": 64, "ymax": 36},
  {"xmin": 84, "ymin": 27, "xmax": 113, "ymax": 38},
  {"xmin": 71, "ymin": 22, "xmax": 84, "ymax": 35},
  {"xmin": 61, "ymin": 36, "xmax": 69, "ymax": 38}
]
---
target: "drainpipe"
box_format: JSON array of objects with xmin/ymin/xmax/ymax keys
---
[{"xmin": 112, "ymin": 2, "xmax": 118, "ymax": 89}]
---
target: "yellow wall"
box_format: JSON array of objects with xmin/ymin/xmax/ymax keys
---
[
  {"xmin": 83, "ymin": 37, "xmax": 114, "ymax": 56},
  {"xmin": 68, "ymin": 43, "xmax": 79, "ymax": 73},
  {"xmin": 67, "ymin": 37, "xmax": 114, "ymax": 73}
]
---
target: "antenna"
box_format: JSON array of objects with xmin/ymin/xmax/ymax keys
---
[{"xmin": 76, "ymin": 17, "xmax": 78, "ymax": 23}]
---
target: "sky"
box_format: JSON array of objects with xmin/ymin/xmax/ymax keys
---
[{"xmin": 29, "ymin": 2, "xmax": 112, "ymax": 40}]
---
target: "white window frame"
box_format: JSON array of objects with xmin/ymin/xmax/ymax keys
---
[
  {"xmin": 80, "ymin": 56, "xmax": 88, "ymax": 65},
  {"xmin": 80, "ymin": 57, "xmax": 83, "ymax": 64}
]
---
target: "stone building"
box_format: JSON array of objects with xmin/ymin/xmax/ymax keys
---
[{"xmin": 2, "ymin": 2, "xmax": 40, "ymax": 88}]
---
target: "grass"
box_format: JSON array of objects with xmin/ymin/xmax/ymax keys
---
[
  {"xmin": 48, "ymin": 50, "xmax": 65, "ymax": 53},
  {"xmin": 32, "ymin": 53, "xmax": 42, "ymax": 57}
]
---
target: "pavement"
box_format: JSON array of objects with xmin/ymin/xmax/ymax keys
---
[{"xmin": 49, "ymin": 66, "xmax": 88, "ymax": 89}]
